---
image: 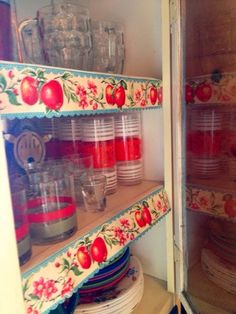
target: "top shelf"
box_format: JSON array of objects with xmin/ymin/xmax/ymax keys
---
[{"xmin": 0, "ymin": 61, "xmax": 162, "ymax": 119}]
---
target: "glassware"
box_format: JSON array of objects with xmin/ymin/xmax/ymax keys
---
[
  {"xmin": 80, "ymin": 115, "xmax": 117, "ymax": 194},
  {"xmin": 18, "ymin": 3, "xmax": 92, "ymax": 70},
  {"xmin": 80, "ymin": 174, "xmax": 107, "ymax": 212},
  {"xmin": 115, "ymin": 112, "xmax": 143, "ymax": 185},
  {"xmin": 91, "ymin": 20, "xmax": 125, "ymax": 74},
  {"xmin": 0, "ymin": 0, "xmax": 12, "ymax": 61},
  {"xmin": 27, "ymin": 173, "xmax": 77, "ymax": 244},
  {"xmin": 11, "ymin": 186, "xmax": 31, "ymax": 266},
  {"xmin": 188, "ymin": 107, "xmax": 223, "ymax": 178}
]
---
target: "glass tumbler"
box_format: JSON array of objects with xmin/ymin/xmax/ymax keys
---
[
  {"xmin": 188, "ymin": 107, "xmax": 223, "ymax": 179},
  {"xmin": 19, "ymin": 3, "xmax": 92, "ymax": 70},
  {"xmin": 80, "ymin": 116, "xmax": 117, "ymax": 194},
  {"xmin": 80, "ymin": 174, "xmax": 107, "ymax": 212},
  {"xmin": 11, "ymin": 188, "xmax": 32, "ymax": 266},
  {"xmin": 91, "ymin": 20, "xmax": 125, "ymax": 74},
  {"xmin": 27, "ymin": 172, "xmax": 77, "ymax": 244},
  {"xmin": 115, "ymin": 112, "xmax": 143, "ymax": 185}
]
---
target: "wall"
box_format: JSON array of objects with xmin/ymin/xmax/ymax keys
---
[{"xmin": 186, "ymin": 0, "xmax": 236, "ymax": 77}]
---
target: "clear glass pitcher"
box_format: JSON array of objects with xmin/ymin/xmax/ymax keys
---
[{"xmin": 18, "ymin": 2, "xmax": 92, "ymax": 70}]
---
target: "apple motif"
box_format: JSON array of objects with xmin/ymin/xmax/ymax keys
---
[
  {"xmin": 20, "ymin": 76, "xmax": 39, "ymax": 105},
  {"xmin": 90, "ymin": 237, "xmax": 108, "ymax": 263},
  {"xmin": 150, "ymin": 87, "xmax": 158, "ymax": 105},
  {"xmin": 40, "ymin": 80, "xmax": 64, "ymax": 111},
  {"xmin": 195, "ymin": 82, "xmax": 212, "ymax": 102},
  {"xmin": 135, "ymin": 210, "xmax": 146, "ymax": 227},
  {"xmin": 115, "ymin": 86, "xmax": 126, "ymax": 107},
  {"xmin": 142, "ymin": 207, "xmax": 152, "ymax": 225},
  {"xmin": 105, "ymin": 84, "xmax": 116, "ymax": 105},
  {"xmin": 224, "ymin": 199, "xmax": 236, "ymax": 218},
  {"xmin": 185, "ymin": 84, "xmax": 194, "ymax": 103},
  {"xmin": 77, "ymin": 246, "xmax": 92, "ymax": 269}
]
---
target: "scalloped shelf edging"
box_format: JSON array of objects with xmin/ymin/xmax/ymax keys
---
[
  {"xmin": 0, "ymin": 61, "xmax": 162, "ymax": 119},
  {"xmin": 21, "ymin": 186, "xmax": 170, "ymax": 314}
]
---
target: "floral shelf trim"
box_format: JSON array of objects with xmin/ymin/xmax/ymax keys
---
[
  {"xmin": 185, "ymin": 71, "xmax": 236, "ymax": 105},
  {"xmin": 186, "ymin": 184, "xmax": 236, "ymax": 220},
  {"xmin": 0, "ymin": 62, "xmax": 162, "ymax": 119},
  {"xmin": 22, "ymin": 187, "xmax": 170, "ymax": 314}
]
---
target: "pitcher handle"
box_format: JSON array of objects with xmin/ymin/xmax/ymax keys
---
[{"xmin": 18, "ymin": 18, "xmax": 45, "ymax": 65}]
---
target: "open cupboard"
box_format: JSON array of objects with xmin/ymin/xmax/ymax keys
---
[{"xmin": 2, "ymin": 1, "xmax": 236, "ymax": 314}]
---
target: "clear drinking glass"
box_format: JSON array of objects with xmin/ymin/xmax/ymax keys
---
[
  {"xmin": 19, "ymin": 3, "xmax": 92, "ymax": 70},
  {"xmin": 80, "ymin": 174, "xmax": 107, "ymax": 212},
  {"xmin": 91, "ymin": 20, "xmax": 125, "ymax": 74}
]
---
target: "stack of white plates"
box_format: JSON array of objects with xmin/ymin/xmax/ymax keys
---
[
  {"xmin": 95, "ymin": 168, "xmax": 117, "ymax": 195},
  {"xmin": 75, "ymin": 256, "xmax": 144, "ymax": 314},
  {"xmin": 117, "ymin": 160, "xmax": 143, "ymax": 185},
  {"xmin": 201, "ymin": 248, "xmax": 236, "ymax": 294}
]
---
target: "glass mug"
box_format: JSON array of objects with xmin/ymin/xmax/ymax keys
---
[{"xmin": 18, "ymin": 3, "xmax": 92, "ymax": 70}]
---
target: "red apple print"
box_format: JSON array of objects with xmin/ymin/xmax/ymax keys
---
[
  {"xmin": 150, "ymin": 86, "xmax": 158, "ymax": 105},
  {"xmin": 135, "ymin": 210, "xmax": 146, "ymax": 227},
  {"xmin": 224, "ymin": 200, "xmax": 236, "ymax": 218},
  {"xmin": 185, "ymin": 84, "xmax": 194, "ymax": 103},
  {"xmin": 40, "ymin": 80, "xmax": 64, "ymax": 111},
  {"xmin": 195, "ymin": 82, "xmax": 212, "ymax": 102},
  {"xmin": 77, "ymin": 246, "xmax": 92, "ymax": 269},
  {"xmin": 115, "ymin": 86, "xmax": 126, "ymax": 107},
  {"xmin": 105, "ymin": 84, "xmax": 116, "ymax": 105},
  {"xmin": 90, "ymin": 237, "xmax": 108, "ymax": 263},
  {"xmin": 20, "ymin": 76, "xmax": 39, "ymax": 105},
  {"xmin": 142, "ymin": 207, "xmax": 152, "ymax": 225}
]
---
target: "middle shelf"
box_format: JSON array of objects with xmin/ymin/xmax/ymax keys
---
[{"xmin": 20, "ymin": 180, "xmax": 170, "ymax": 314}]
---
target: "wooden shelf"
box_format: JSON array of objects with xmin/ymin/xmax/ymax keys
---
[
  {"xmin": 133, "ymin": 274, "xmax": 174, "ymax": 314},
  {"xmin": 188, "ymin": 262, "xmax": 236, "ymax": 313},
  {"xmin": 21, "ymin": 180, "xmax": 163, "ymax": 273},
  {"xmin": 187, "ymin": 177, "xmax": 236, "ymax": 193},
  {"xmin": 20, "ymin": 180, "xmax": 171, "ymax": 314}
]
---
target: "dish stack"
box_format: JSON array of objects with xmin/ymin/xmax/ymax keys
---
[
  {"xmin": 80, "ymin": 116, "xmax": 117, "ymax": 194},
  {"xmin": 114, "ymin": 112, "xmax": 143, "ymax": 185},
  {"xmin": 56, "ymin": 117, "xmax": 82, "ymax": 158},
  {"xmin": 75, "ymin": 250, "xmax": 144, "ymax": 314},
  {"xmin": 188, "ymin": 108, "xmax": 223, "ymax": 179},
  {"xmin": 201, "ymin": 219, "xmax": 236, "ymax": 294}
]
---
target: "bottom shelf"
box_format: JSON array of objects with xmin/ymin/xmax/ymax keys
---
[
  {"xmin": 188, "ymin": 262, "xmax": 236, "ymax": 313},
  {"xmin": 133, "ymin": 274, "xmax": 174, "ymax": 314}
]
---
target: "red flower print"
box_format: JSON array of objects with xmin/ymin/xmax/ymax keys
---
[
  {"xmin": 135, "ymin": 90, "xmax": 142, "ymax": 101},
  {"xmin": 8, "ymin": 70, "xmax": 14, "ymax": 79},
  {"xmin": 120, "ymin": 218, "xmax": 130, "ymax": 229},
  {"xmin": 79, "ymin": 97, "xmax": 88, "ymax": 109},
  {"xmin": 192, "ymin": 203, "xmax": 200, "ymax": 210},
  {"xmin": 162, "ymin": 206, "xmax": 168, "ymax": 213},
  {"xmin": 67, "ymin": 251, "xmax": 71, "ymax": 258},
  {"xmin": 92, "ymin": 103, "xmax": 98, "ymax": 110},
  {"xmin": 156, "ymin": 200, "xmax": 162, "ymax": 210},
  {"xmin": 43, "ymin": 280, "xmax": 58, "ymax": 300},
  {"xmin": 130, "ymin": 233, "xmax": 134, "ymax": 240},
  {"xmin": 13, "ymin": 88, "xmax": 19, "ymax": 95},
  {"xmin": 114, "ymin": 227, "xmax": 123, "ymax": 238},
  {"xmin": 141, "ymin": 99, "xmax": 147, "ymax": 107},
  {"xmin": 55, "ymin": 262, "xmax": 61, "ymax": 268},
  {"xmin": 76, "ymin": 85, "xmax": 87, "ymax": 98},
  {"xmin": 199, "ymin": 196, "xmax": 209, "ymax": 208},
  {"xmin": 119, "ymin": 234, "xmax": 127, "ymax": 246},
  {"xmin": 33, "ymin": 277, "xmax": 46, "ymax": 298},
  {"xmin": 61, "ymin": 277, "xmax": 74, "ymax": 297},
  {"xmin": 27, "ymin": 307, "xmax": 33, "ymax": 313},
  {"xmin": 87, "ymin": 81, "xmax": 97, "ymax": 95}
]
